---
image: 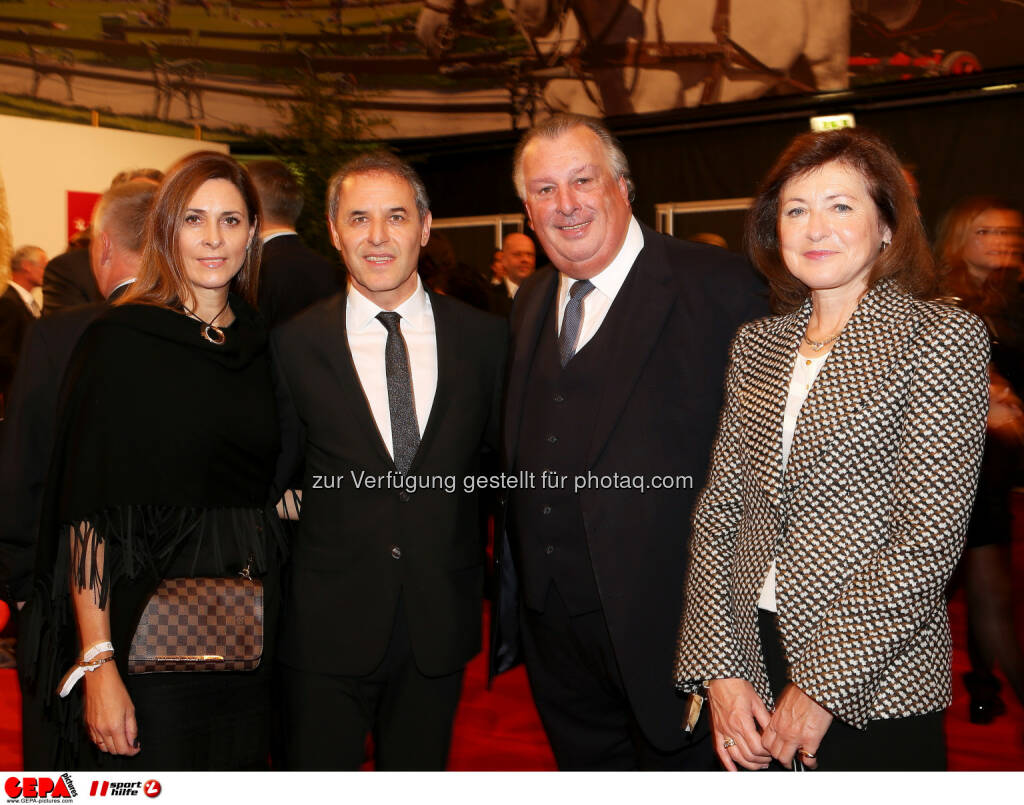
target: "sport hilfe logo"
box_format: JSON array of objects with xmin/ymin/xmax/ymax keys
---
[
  {"xmin": 4, "ymin": 775, "xmax": 76, "ymax": 800},
  {"xmin": 86, "ymin": 782, "xmax": 159, "ymax": 799}
]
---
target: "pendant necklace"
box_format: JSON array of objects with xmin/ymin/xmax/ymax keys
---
[{"xmin": 183, "ymin": 298, "xmax": 230, "ymax": 345}]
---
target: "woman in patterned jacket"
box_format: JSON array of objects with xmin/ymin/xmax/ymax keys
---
[{"xmin": 674, "ymin": 128, "xmax": 989, "ymax": 771}]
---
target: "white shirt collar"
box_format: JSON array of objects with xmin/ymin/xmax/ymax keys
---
[
  {"xmin": 262, "ymin": 230, "xmax": 297, "ymax": 245},
  {"xmin": 9, "ymin": 281, "xmax": 39, "ymax": 315},
  {"xmin": 559, "ymin": 215, "xmax": 644, "ymax": 301},
  {"xmin": 347, "ymin": 274, "xmax": 431, "ymax": 333},
  {"xmin": 503, "ymin": 277, "xmax": 520, "ymax": 298}
]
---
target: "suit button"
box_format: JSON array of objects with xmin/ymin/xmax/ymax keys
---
[
  {"xmin": 391, "ymin": 545, "xmax": 402, "ymax": 559},
  {"xmin": 553, "ymin": 393, "xmax": 565, "ymax": 403},
  {"xmin": 546, "ymin": 434, "xmax": 558, "ymax": 444},
  {"xmin": 542, "ymin": 505, "xmax": 552, "ymax": 515},
  {"xmin": 399, "ymin": 490, "xmax": 410, "ymax": 502},
  {"xmin": 545, "ymin": 545, "xmax": 555, "ymax": 555}
]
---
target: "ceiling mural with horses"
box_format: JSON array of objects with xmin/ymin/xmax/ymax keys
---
[{"xmin": 0, "ymin": 0, "xmax": 1021, "ymax": 141}]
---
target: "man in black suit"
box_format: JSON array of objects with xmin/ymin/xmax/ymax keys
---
[
  {"xmin": 0, "ymin": 180, "xmax": 154, "ymax": 768},
  {"xmin": 0, "ymin": 245, "xmax": 46, "ymax": 404},
  {"xmin": 247, "ymin": 160, "xmax": 344, "ymax": 329},
  {"xmin": 492, "ymin": 114, "xmax": 768, "ymax": 770},
  {"xmin": 271, "ymin": 153, "xmax": 505, "ymax": 770},
  {"xmin": 486, "ymin": 232, "xmax": 536, "ymax": 317}
]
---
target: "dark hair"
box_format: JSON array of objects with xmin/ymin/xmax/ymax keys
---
[
  {"xmin": 513, "ymin": 113, "xmax": 634, "ymax": 202},
  {"xmin": 121, "ymin": 151, "xmax": 262, "ymax": 309},
  {"xmin": 247, "ymin": 160, "xmax": 304, "ymax": 227},
  {"xmin": 936, "ymin": 195, "xmax": 1022, "ymax": 315},
  {"xmin": 746, "ymin": 127, "xmax": 935, "ymax": 311},
  {"xmin": 326, "ymin": 151, "xmax": 429, "ymax": 223}
]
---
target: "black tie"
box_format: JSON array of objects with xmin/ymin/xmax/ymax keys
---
[
  {"xmin": 558, "ymin": 279, "xmax": 596, "ymax": 366},
  {"xmin": 376, "ymin": 311, "xmax": 420, "ymax": 473}
]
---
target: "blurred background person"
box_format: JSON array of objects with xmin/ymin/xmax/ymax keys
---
[
  {"xmin": 487, "ymin": 232, "xmax": 535, "ymax": 316},
  {"xmin": 0, "ymin": 245, "xmax": 46, "ymax": 407},
  {"xmin": 247, "ymin": 159, "xmax": 343, "ymax": 329},
  {"xmin": 937, "ymin": 195, "xmax": 1024, "ymax": 724},
  {"xmin": 676, "ymin": 128, "xmax": 989, "ymax": 771},
  {"xmin": 42, "ymin": 169, "xmax": 163, "ymax": 316}
]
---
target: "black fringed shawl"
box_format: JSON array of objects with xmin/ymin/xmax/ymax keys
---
[{"xmin": 20, "ymin": 297, "xmax": 284, "ymax": 766}]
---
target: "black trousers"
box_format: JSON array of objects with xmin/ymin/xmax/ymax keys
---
[
  {"xmin": 521, "ymin": 584, "xmax": 715, "ymax": 771},
  {"xmin": 758, "ymin": 608, "xmax": 946, "ymax": 771},
  {"xmin": 280, "ymin": 599, "xmax": 464, "ymax": 771}
]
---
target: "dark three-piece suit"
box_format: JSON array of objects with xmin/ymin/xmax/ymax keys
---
[{"xmin": 492, "ymin": 223, "xmax": 768, "ymax": 768}]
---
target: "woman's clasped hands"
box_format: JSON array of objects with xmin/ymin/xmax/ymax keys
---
[{"xmin": 706, "ymin": 678, "xmax": 832, "ymax": 770}]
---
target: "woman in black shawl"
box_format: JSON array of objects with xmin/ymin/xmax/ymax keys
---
[{"xmin": 26, "ymin": 151, "xmax": 284, "ymax": 769}]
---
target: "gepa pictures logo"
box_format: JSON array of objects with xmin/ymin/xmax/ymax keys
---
[{"xmin": 4, "ymin": 774, "xmax": 76, "ymax": 800}]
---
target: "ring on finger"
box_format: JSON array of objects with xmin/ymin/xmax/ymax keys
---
[
  {"xmin": 722, "ymin": 737, "xmax": 736, "ymax": 749},
  {"xmin": 796, "ymin": 748, "xmax": 816, "ymax": 760}
]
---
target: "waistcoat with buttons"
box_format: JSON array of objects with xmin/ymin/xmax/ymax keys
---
[{"xmin": 513, "ymin": 292, "xmax": 623, "ymax": 615}]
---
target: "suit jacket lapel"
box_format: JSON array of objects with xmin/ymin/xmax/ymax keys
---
[
  {"xmin": 410, "ymin": 288, "xmax": 454, "ymax": 473},
  {"xmin": 744, "ymin": 303, "xmax": 807, "ymax": 512},
  {"xmin": 584, "ymin": 229, "xmax": 676, "ymax": 466},
  {"xmin": 784, "ymin": 281, "xmax": 915, "ymax": 498},
  {"xmin": 320, "ymin": 292, "xmax": 396, "ymax": 469},
  {"xmin": 504, "ymin": 268, "xmax": 558, "ymax": 471}
]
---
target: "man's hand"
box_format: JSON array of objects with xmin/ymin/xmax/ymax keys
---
[{"xmin": 705, "ymin": 677, "xmax": 773, "ymax": 771}]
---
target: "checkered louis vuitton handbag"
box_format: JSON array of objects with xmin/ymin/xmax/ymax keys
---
[{"xmin": 127, "ymin": 561, "xmax": 263, "ymax": 674}]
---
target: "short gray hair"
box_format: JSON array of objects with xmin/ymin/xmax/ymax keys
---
[
  {"xmin": 10, "ymin": 245, "xmax": 45, "ymax": 274},
  {"xmin": 512, "ymin": 113, "xmax": 635, "ymax": 202},
  {"xmin": 93, "ymin": 181, "xmax": 158, "ymax": 255},
  {"xmin": 327, "ymin": 151, "xmax": 430, "ymax": 222}
]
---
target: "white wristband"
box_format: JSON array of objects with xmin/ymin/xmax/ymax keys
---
[{"xmin": 56, "ymin": 641, "xmax": 115, "ymax": 698}]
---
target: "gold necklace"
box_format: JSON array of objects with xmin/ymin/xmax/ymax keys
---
[{"xmin": 802, "ymin": 331, "xmax": 842, "ymax": 352}]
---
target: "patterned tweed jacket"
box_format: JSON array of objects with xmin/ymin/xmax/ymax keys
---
[{"xmin": 674, "ymin": 280, "xmax": 990, "ymax": 729}]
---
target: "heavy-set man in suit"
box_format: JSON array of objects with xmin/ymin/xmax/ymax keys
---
[
  {"xmin": 271, "ymin": 152, "xmax": 506, "ymax": 770},
  {"xmin": 247, "ymin": 159, "xmax": 344, "ymax": 329},
  {"xmin": 0, "ymin": 180, "xmax": 155, "ymax": 768},
  {"xmin": 491, "ymin": 114, "xmax": 768, "ymax": 770}
]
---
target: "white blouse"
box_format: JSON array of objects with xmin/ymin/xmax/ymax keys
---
[{"xmin": 757, "ymin": 350, "xmax": 829, "ymax": 612}]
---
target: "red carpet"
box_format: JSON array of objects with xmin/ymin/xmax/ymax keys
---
[{"xmin": 3, "ymin": 511, "xmax": 1023, "ymax": 771}]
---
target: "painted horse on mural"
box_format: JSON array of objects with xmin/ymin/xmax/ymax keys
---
[{"xmin": 416, "ymin": 0, "xmax": 850, "ymax": 117}]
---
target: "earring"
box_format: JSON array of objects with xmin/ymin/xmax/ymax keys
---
[{"xmin": 881, "ymin": 240, "xmax": 890, "ymax": 251}]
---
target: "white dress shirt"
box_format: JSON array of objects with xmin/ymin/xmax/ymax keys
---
[
  {"xmin": 556, "ymin": 216, "xmax": 644, "ymax": 354},
  {"xmin": 10, "ymin": 282, "xmax": 41, "ymax": 318},
  {"xmin": 503, "ymin": 277, "xmax": 520, "ymax": 299},
  {"xmin": 757, "ymin": 350, "xmax": 829, "ymax": 611},
  {"xmin": 346, "ymin": 276, "xmax": 438, "ymax": 458}
]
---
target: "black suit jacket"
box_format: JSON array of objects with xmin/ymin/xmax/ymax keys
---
[
  {"xmin": 493, "ymin": 224, "xmax": 768, "ymax": 750},
  {"xmin": 0, "ymin": 302, "xmax": 107, "ymax": 604},
  {"xmin": 486, "ymin": 282, "xmax": 514, "ymax": 318},
  {"xmin": 41, "ymin": 249, "xmax": 100, "ymax": 316},
  {"xmin": 0, "ymin": 285, "xmax": 36, "ymax": 404},
  {"xmin": 271, "ymin": 287, "xmax": 506, "ymax": 677},
  {"xmin": 258, "ymin": 233, "xmax": 344, "ymax": 330}
]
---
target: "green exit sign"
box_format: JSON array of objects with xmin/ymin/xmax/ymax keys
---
[{"xmin": 810, "ymin": 114, "xmax": 856, "ymax": 131}]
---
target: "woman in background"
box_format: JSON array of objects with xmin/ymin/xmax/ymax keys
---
[{"xmin": 937, "ymin": 196, "xmax": 1024, "ymax": 724}]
